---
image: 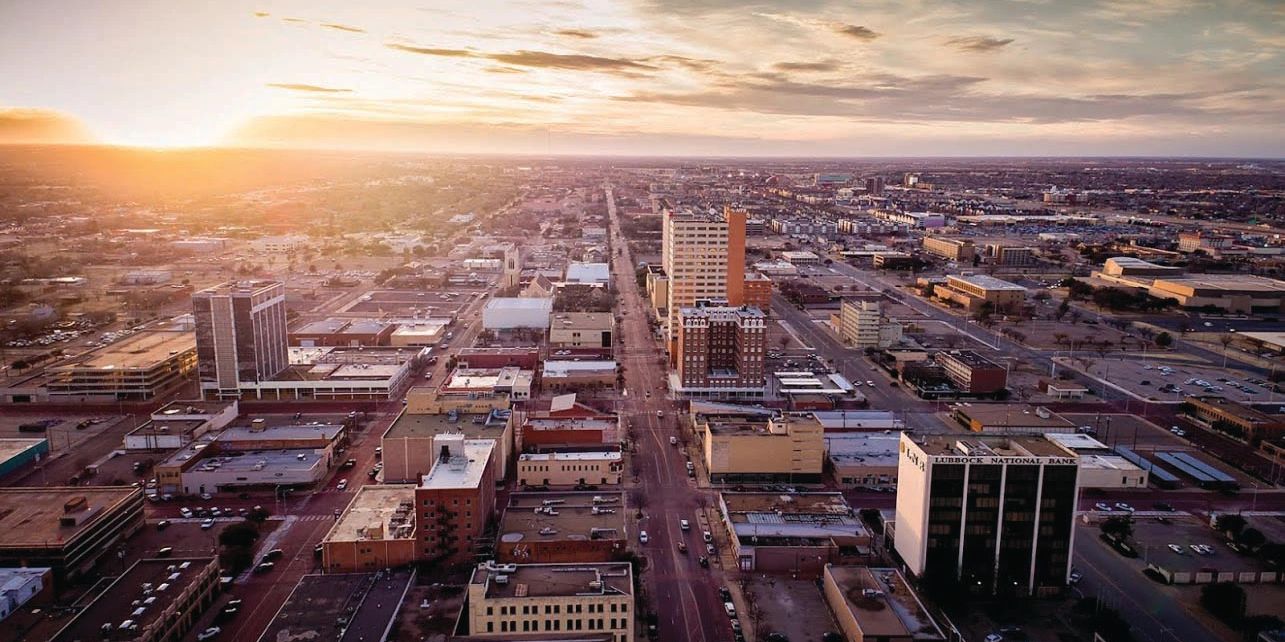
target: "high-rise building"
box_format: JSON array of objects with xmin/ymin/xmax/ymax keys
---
[
  {"xmin": 864, "ymin": 176, "xmax": 885, "ymax": 195},
  {"xmin": 838, "ymin": 298, "xmax": 881, "ymax": 347},
  {"xmin": 894, "ymin": 433, "xmax": 1079, "ymax": 597},
  {"xmin": 724, "ymin": 205, "xmax": 747, "ymax": 307},
  {"xmin": 674, "ymin": 304, "xmax": 766, "ymax": 398},
  {"xmin": 192, "ymin": 281, "xmax": 288, "ymax": 399},
  {"xmin": 662, "ymin": 208, "xmax": 731, "ymax": 350}
]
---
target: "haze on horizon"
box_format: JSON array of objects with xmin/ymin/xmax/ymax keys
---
[{"xmin": 0, "ymin": 0, "xmax": 1282, "ymax": 157}]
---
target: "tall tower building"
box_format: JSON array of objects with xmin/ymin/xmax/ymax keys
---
[
  {"xmin": 894, "ymin": 433, "xmax": 1079, "ymax": 597},
  {"xmin": 502, "ymin": 244, "xmax": 522, "ymax": 289},
  {"xmin": 662, "ymin": 208, "xmax": 730, "ymax": 352},
  {"xmin": 192, "ymin": 280, "xmax": 288, "ymax": 399},
  {"xmin": 724, "ymin": 205, "xmax": 747, "ymax": 306}
]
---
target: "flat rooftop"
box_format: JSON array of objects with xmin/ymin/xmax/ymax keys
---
[
  {"xmin": 0, "ymin": 438, "xmax": 47, "ymax": 462},
  {"xmin": 296, "ymin": 318, "xmax": 350, "ymax": 334},
  {"xmin": 442, "ymin": 367, "xmax": 526, "ymax": 392},
  {"xmin": 1044, "ymin": 432, "xmax": 1110, "ymax": 452},
  {"xmin": 485, "ymin": 297, "xmax": 554, "ymax": 311},
  {"xmin": 194, "ymin": 280, "xmax": 281, "ymax": 296},
  {"xmin": 935, "ymin": 349, "xmax": 1002, "ymax": 369},
  {"xmin": 219, "ymin": 424, "xmax": 344, "ymax": 442},
  {"xmin": 1153, "ymin": 274, "xmax": 1285, "ymax": 293},
  {"xmin": 908, "ymin": 434, "xmax": 1072, "ymax": 458},
  {"xmin": 825, "ymin": 433, "xmax": 902, "ymax": 467},
  {"xmin": 519, "ymin": 450, "xmax": 621, "ymax": 462},
  {"xmin": 324, "ymin": 485, "xmax": 417, "ymax": 543},
  {"xmin": 52, "ymin": 558, "xmax": 216, "ymax": 642},
  {"xmin": 54, "ymin": 330, "xmax": 194, "ymax": 371},
  {"xmin": 420, "ymin": 439, "xmax": 494, "ymax": 490},
  {"xmin": 550, "ymin": 311, "xmax": 614, "ymax": 330},
  {"xmin": 190, "ymin": 449, "xmax": 324, "ymax": 473},
  {"xmin": 499, "ymin": 492, "xmax": 626, "ymax": 545},
  {"xmin": 127, "ymin": 419, "xmax": 206, "ymax": 437},
  {"xmin": 827, "ymin": 566, "xmax": 944, "ymax": 641},
  {"xmin": 0, "ymin": 486, "xmax": 140, "ymax": 548},
  {"xmin": 385, "ymin": 409, "xmax": 510, "ymax": 440},
  {"xmin": 258, "ymin": 573, "xmax": 383, "ymax": 642},
  {"xmin": 947, "ymin": 274, "xmax": 1027, "ymax": 292},
  {"xmin": 472, "ymin": 562, "xmax": 633, "ymax": 599},
  {"xmin": 722, "ymin": 492, "xmax": 854, "ymax": 520},
  {"xmin": 152, "ymin": 400, "xmax": 236, "ymax": 418}
]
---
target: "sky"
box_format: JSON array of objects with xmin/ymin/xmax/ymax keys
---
[{"xmin": 0, "ymin": 0, "xmax": 1281, "ymax": 156}]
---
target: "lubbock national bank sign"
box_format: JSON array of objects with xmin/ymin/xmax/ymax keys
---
[{"xmin": 899, "ymin": 440, "xmax": 1076, "ymax": 470}]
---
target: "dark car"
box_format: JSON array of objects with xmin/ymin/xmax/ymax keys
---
[
  {"xmin": 253, "ymin": 562, "xmax": 275, "ymax": 574},
  {"xmin": 719, "ymin": 586, "xmax": 732, "ymax": 601},
  {"xmin": 698, "ymin": 556, "xmax": 709, "ymax": 568},
  {"xmin": 1153, "ymin": 502, "xmax": 1174, "ymax": 511},
  {"xmin": 263, "ymin": 548, "xmax": 284, "ymax": 561}
]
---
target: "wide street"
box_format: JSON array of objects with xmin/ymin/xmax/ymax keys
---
[{"xmin": 606, "ymin": 185, "xmax": 734, "ymax": 642}]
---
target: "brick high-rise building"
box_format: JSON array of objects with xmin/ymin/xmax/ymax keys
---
[
  {"xmin": 192, "ymin": 281, "xmax": 288, "ymax": 399},
  {"xmin": 661, "ymin": 205, "xmax": 750, "ymax": 358},
  {"xmin": 674, "ymin": 305, "xmax": 766, "ymax": 398}
]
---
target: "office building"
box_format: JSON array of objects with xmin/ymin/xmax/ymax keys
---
[
  {"xmin": 837, "ymin": 299, "xmax": 901, "ymax": 348},
  {"xmin": 498, "ymin": 493, "xmax": 627, "ymax": 564},
  {"xmin": 382, "ymin": 407, "xmax": 513, "ymax": 483},
  {"xmin": 934, "ymin": 350, "xmax": 1008, "ymax": 395},
  {"xmin": 663, "ymin": 208, "xmax": 732, "ymax": 348},
  {"xmin": 724, "ymin": 205, "xmax": 748, "ymax": 307},
  {"xmin": 1183, "ymin": 395, "xmax": 1285, "ymax": 442},
  {"xmin": 742, "ymin": 272, "xmax": 773, "ymax": 311},
  {"xmin": 894, "ymin": 434, "xmax": 1079, "ymax": 597},
  {"xmin": 0, "ymin": 487, "xmax": 145, "ymax": 582},
  {"xmin": 864, "ymin": 176, "xmax": 885, "ymax": 195},
  {"xmin": 548, "ymin": 312, "xmax": 614, "ymax": 349},
  {"xmin": 416, "ymin": 435, "xmax": 497, "ymax": 564},
  {"xmin": 932, "ymin": 274, "xmax": 1027, "ymax": 312},
  {"xmin": 1147, "ymin": 275, "xmax": 1285, "ymax": 314},
  {"xmin": 702, "ymin": 414, "xmax": 824, "ymax": 483},
  {"xmin": 921, "ymin": 238, "xmax": 976, "ymax": 262},
  {"xmin": 517, "ymin": 449, "xmax": 622, "ymax": 487},
  {"xmin": 718, "ymin": 492, "xmax": 870, "ymax": 575},
  {"xmin": 322, "ymin": 485, "xmax": 418, "ymax": 572},
  {"xmin": 822, "ymin": 565, "xmax": 945, "ymax": 642},
  {"xmin": 1178, "ymin": 231, "xmax": 1233, "ymax": 254},
  {"xmin": 466, "ymin": 561, "xmax": 634, "ymax": 641},
  {"xmin": 192, "ymin": 280, "xmax": 289, "ymax": 400},
  {"xmin": 50, "ymin": 557, "xmax": 219, "ymax": 642},
  {"xmin": 985, "ymin": 244, "xmax": 1038, "ymax": 267},
  {"xmin": 674, "ymin": 305, "xmax": 767, "ymax": 398}
]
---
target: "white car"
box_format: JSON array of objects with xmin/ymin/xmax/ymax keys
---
[
  {"xmin": 197, "ymin": 627, "xmax": 221, "ymax": 641},
  {"xmin": 337, "ymin": 479, "xmax": 348, "ymax": 491},
  {"xmin": 1115, "ymin": 502, "xmax": 1134, "ymax": 512},
  {"xmin": 680, "ymin": 519, "xmax": 690, "ymax": 531},
  {"xmin": 1168, "ymin": 544, "xmax": 1185, "ymax": 554},
  {"xmin": 639, "ymin": 531, "xmax": 649, "ymax": 544},
  {"xmin": 703, "ymin": 530, "xmax": 713, "ymax": 543},
  {"xmin": 201, "ymin": 518, "xmax": 215, "ymax": 530},
  {"xmin": 723, "ymin": 602, "xmax": 737, "ymax": 618},
  {"xmin": 179, "ymin": 507, "xmax": 193, "ymax": 518},
  {"xmin": 1094, "ymin": 503, "xmax": 1113, "ymax": 512},
  {"xmin": 866, "ymin": 380, "xmax": 875, "ymax": 386},
  {"xmin": 200, "ymin": 493, "xmax": 213, "ymax": 500}
]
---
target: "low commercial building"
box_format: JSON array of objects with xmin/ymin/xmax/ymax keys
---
[
  {"xmin": 702, "ymin": 414, "xmax": 824, "ymax": 484},
  {"xmin": 483, "ymin": 297, "xmax": 554, "ymax": 330},
  {"xmin": 44, "ymin": 330, "xmax": 196, "ymax": 401},
  {"xmin": 455, "ymin": 347, "xmax": 542, "ymax": 370},
  {"xmin": 0, "ymin": 438, "xmax": 49, "ymax": 478},
  {"xmin": 518, "ymin": 397, "xmax": 622, "ymax": 453},
  {"xmin": 934, "ymin": 350, "xmax": 1007, "ymax": 395},
  {"xmin": 822, "ymin": 565, "xmax": 946, "ymax": 642},
  {"xmin": 781, "ymin": 250, "xmax": 822, "ymax": 265},
  {"xmin": 1147, "ymin": 275, "xmax": 1285, "ymax": 314},
  {"xmin": 883, "ymin": 211, "xmax": 946, "ymax": 228},
  {"xmin": 719, "ymin": 492, "xmax": 871, "ymax": 575},
  {"xmin": 517, "ymin": 449, "xmax": 623, "ymax": 488},
  {"xmin": 465, "ymin": 561, "xmax": 634, "ymax": 641},
  {"xmin": 951, "ymin": 404, "xmax": 1076, "ymax": 434},
  {"xmin": 1182, "ymin": 395, "xmax": 1285, "ymax": 442},
  {"xmin": 541, "ymin": 360, "xmax": 617, "ymax": 392},
  {"xmin": 440, "ymin": 367, "xmax": 533, "ymax": 402},
  {"xmin": 0, "ymin": 487, "xmax": 145, "ymax": 582},
  {"xmin": 564, "ymin": 262, "xmax": 611, "ymax": 284},
  {"xmin": 548, "ymin": 312, "xmax": 614, "ymax": 349},
  {"xmin": 497, "ymin": 492, "xmax": 627, "ymax": 563},
  {"xmin": 921, "ymin": 237, "xmax": 976, "ymax": 262},
  {"xmin": 154, "ymin": 423, "xmax": 343, "ymax": 495},
  {"xmin": 644, "ymin": 265, "xmax": 669, "ymax": 312},
  {"xmin": 381, "ymin": 408, "xmax": 512, "ymax": 484},
  {"xmin": 258, "ymin": 570, "xmax": 415, "ymax": 642},
  {"xmin": 872, "ymin": 252, "xmax": 917, "ymax": 269},
  {"xmin": 416, "ymin": 435, "xmax": 497, "ymax": 564},
  {"xmin": 0, "ymin": 567, "xmax": 53, "ymax": 622},
  {"xmin": 223, "ymin": 346, "xmax": 419, "ymax": 401},
  {"xmin": 986, "ymin": 244, "xmax": 1037, "ymax": 267},
  {"xmin": 50, "ymin": 557, "xmax": 219, "ymax": 642},
  {"xmin": 812, "ymin": 410, "xmax": 904, "ymax": 431},
  {"xmin": 824, "ymin": 432, "xmax": 900, "ymax": 489},
  {"xmin": 290, "ymin": 318, "xmax": 395, "ymax": 347},
  {"xmin": 932, "ymin": 274, "xmax": 1027, "ymax": 312},
  {"xmin": 125, "ymin": 400, "xmax": 238, "ymax": 451},
  {"xmin": 1100, "ymin": 256, "xmax": 1184, "ymax": 278},
  {"xmin": 322, "ymin": 485, "xmax": 418, "ymax": 573},
  {"xmin": 390, "ymin": 319, "xmax": 451, "ymax": 347}
]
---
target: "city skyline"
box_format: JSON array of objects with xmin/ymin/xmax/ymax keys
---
[{"xmin": 1, "ymin": 0, "xmax": 1282, "ymax": 157}]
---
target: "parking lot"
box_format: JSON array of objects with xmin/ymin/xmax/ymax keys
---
[
  {"xmin": 1079, "ymin": 354, "xmax": 1270, "ymax": 404},
  {"xmin": 741, "ymin": 577, "xmax": 840, "ymax": 642}
]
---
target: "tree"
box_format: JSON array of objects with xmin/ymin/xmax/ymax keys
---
[
  {"xmin": 1214, "ymin": 513, "xmax": 1247, "ymax": 538},
  {"xmin": 1055, "ymin": 299, "xmax": 1070, "ymax": 320},
  {"xmin": 1154, "ymin": 332, "xmax": 1173, "ymax": 348},
  {"xmin": 1219, "ymin": 334, "xmax": 1235, "ymax": 367},
  {"xmin": 219, "ymin": 522, "xmax": 260, "ymax": 548},
  {"xmin": 1100, "ymin": 515, "xmax": 1133, "ymax": 541},
  {"xmin": 1200, "ymin": 582, "xmax": 1246, "ymax": 624},
  {"xmin": 1237, "ymin": 527, "xmax": 1266, "ymax": 551}
]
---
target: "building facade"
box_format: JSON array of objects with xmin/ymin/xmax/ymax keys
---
[
  {"xmin": 322, "ymin": 485, "xmax": 418, "ymax": 572},
  {"xmin": 674, "ymin": 305, "xmax": 767, "ymax": 397},
  {"xmin": 415, "ymin": 435, "xmax": 497, "ymax": 564},
  {"xmin": 517, "ymin": 450, "xmax": 623, "ymax": 487},
  {"xmin": 922, "ymin": 238, "xmax": 977, "ymax": 262},
  {"xmin": 703, "ymin": 415, "xmax": 824, "ymax": 483},
  {"xmin": 466, "ymin": 561, "xmax": 634, "ymax": 641},
  {"xmin": 894, "ymin": 434, "xmax": 1079, "ymax": 597},
  {"xmin": 934, "ymin": 350, "xmax": 1008, "ymax": 394},
  {"xmin": 192, "ymin": 281, "xmax": 289, "ymax": 400}
]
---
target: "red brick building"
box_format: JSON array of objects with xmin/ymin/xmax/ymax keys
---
[{"xmin": 414, "ymin": 434, "xmax": 496, "ymax": 564}]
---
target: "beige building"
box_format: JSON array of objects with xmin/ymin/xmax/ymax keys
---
[
  {"xmin": 517, "ymin": 450, "xmax": 623, "ymax": 487},
  {"xmin": 663, "ymin": 209, "xmax": 731, "ymax": 347},
  {"xmin": 921, "ymin": 237, "xmax": 976, "ymax": 262},
  {"xmin": 548, "ymin": 312, "xmax": 615, "ymax": 349},
  {"xmin": 44, "ymin": 330, "xmax": 197, "ymax": 401},
  {"xmin": 381, "ymin": 407, "xmax": 512, "ymax": 483},
  {"xmin": 404, "ymin": 385, "xmax": 512, "ymax": 415},
  {"xmin": 1147, "ymin": 275, "xmax": 1285, "ymax": 314},
  {"xmin": 836, "ymin": 299, "xmax": 902, "ymax": 348},
  {"xmin": 466, "ymin": 561, "xmax": 634, "ymax": 641},
  {"xmin": 932, "ymin": 274, "xmax": 1027, "ymax": 312},
  {"xmin": 703, "ymin": 414, "xmax": 824, "ymax": 483},
  {"xmin": 321, "ymin": 485, "xmax": 418, "ymax": 572},
  {"xmin": 822, "ymin": 565, "xmax": 945, "ymax": 642},
  {"xmin": 643, "ymin": 266, "xmax": 668, "ymax": 313}
]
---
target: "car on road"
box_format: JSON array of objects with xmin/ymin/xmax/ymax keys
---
[
  {"xmin": 254, "ymin": 561, "xmax": 275, "ymax": 573},
  {"xmin": 669, "ymin": 436, "xmax": 678, "ymax": 446},
  {"xmin": 677, "ymin": 541, "xmax": 687, "ymax": 553},
  {"xmin": 719, "ymin": 586, "xmax": 732, "ymax": 601},
  {"xmin": 156, "ymin": 519, "xmax": 170, "ymax": 530},
  {"xmin": 197, "ymin": 627, "xmax": 221, "ymax": 641},
  {"xmin": 1114, "ymin": 502, "xmax": 1134, "ymax": 512},
  {"xmin": 1068, "ymin": 569, "xmax": 1082, "ymax": 584},
  {"xmin": 703, "ymin": 530, "xmax": 712, "ymax": 543},
  {"xmin": 374, "ymin": 447, "xmax": 382, "ymax": 458},
  {"xmin": 706, "ymin": 543, "xmax": 715, "ymax": 555},
  {"xmin": 337, "ymin": 479, "xmax": 348, "ymax": 491},
  {"xmin": 200, "ymin": 518, "xmax": 215, "ymax": 530},
  {"xmin": 639, "ymin": 531, "xmax": 648, "ymax": 544},
  {"xmin": 984, "ymin": 635, "xmax": 1003, "ymax": 642},
  {"xmin": 1168, "ymin": 544, "xmax": 1185, "ymax": 554},
  {"xmin": 263, "ymin": 548, "xmax": 284, "ymax": 561},
  {"xmin": 723, "ymin": 602, "xmax": 737, "ymax": 618},
  {"xmin": 1094, "ymin": 503, "xmax": 1112, "ymax": 512},
  {"xmin": 866, "ymin": 380, "xmax": 875, "ymax": 386},
  {"xmin": 680, "ymin": 519, "xmax": 690, "ymax": 531},
  {"xmin": 200, "ymin": 493, "xmax": 213, "ymax": 500},
  {"xmin": 157, "ymin": 547, "xmax": 173, "ymax": 557},
  {"xmin": 698, "ymin": 556, "xmax": 709, "ymax": 568},
  {"xmin": 656, "ymin": 410, "xmax": 663, "ymax": 417},
  {"xmin": 1153, "ymin": 502, "xmax": 1174, "ymax": 511}
]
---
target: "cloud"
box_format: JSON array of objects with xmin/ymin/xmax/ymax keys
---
[
  {"xmin": 0, "ymin": 108, "xmax": 93, "ymax": 145},
  {"xmin": 253, "ymin": 11, "xmax": 269, "ymax": 18},
  {"xmin": 554, "ymin": 29, "xmax": 598, "ymax": 39},
  {"xmin": 774, "ymin": 60, "xmax": 840, "ymax": 72},
  {"xmin": 487, "ymin": 50, "xmax": 656, "ymax": 72},
  {"xmin": 947, "ymin": 36, "xmax": 1015, "ymax": 52},
  {"xmin": 648, "ymin": 54, "xmax": 721, "ymax": 72},
  {"xmin": 321, "ymin": 23, "xmax": 366, "ymax": 34},
  {"xmin": 834, "ymin": 24, "xmax": 880, "ymax": 41},
  {"xmin": 485, "ymin": 66, "xmax": 528, "ymax": 74},
  {"xmin": 281, "ymin": 17, "xmax": 308, "ymax": 24},
  {"xmin": 266, "ymin": 83, "xmax": 353, "ymax": 93},
  {"xmin": 385, "ymin": 43, "xmax": 477, "ymax": 57}
]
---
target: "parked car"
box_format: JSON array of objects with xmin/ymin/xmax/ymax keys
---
[
  {"xmin": 156, "ymin": 520, "xmax": 170, "ymax": 530},
  {"xmin": 639, "ymin": 531, "xmax": 649, "ymax": 544},
  {"xmin": 1094, "ymin": 503, "xmax": 1112, "ymax": 512},
  {"xmin": 200, "ymin": 518, "xmax": 215, "ymax": 530},
  {"xmin": 254, "ymin": 561, "xmax": 275, "ymax": 573},
  {"xmin": 679, "ymin": 519, "xmax": 690, "ymax": 531},
  {"xmin": 1115, "ymin": 502, "xmax": 1134, "ymax": 512},
  {"xmin": 1068, "ymin": 569, "xmax": 1082, "ymax": 584},
  {"xmin": 723, "ymin": 602, "xmax": 737, "ymax": 618},
  {"xmin": 197, "ymin": 627, "xmax": 221, "ymax": 641}
]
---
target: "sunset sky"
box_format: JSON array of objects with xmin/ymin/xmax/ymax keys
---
[{"xmin": 0, "ymin": 0, "xmax": 1281, "ymax": 156}]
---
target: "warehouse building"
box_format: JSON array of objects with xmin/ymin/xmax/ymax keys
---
[
  {"xmin": 0, "ymin": 487, "xmax": 145, "ymax": 582},
  {"xmin": 497, "ymin": 492, "xmax": 627, "ymax": 564}
]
